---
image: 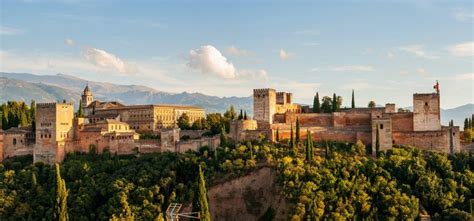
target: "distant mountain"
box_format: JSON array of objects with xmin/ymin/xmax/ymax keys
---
[
  {"xmin": 0, "ymin": 72, "xmax": 252, "ymax": 113},
  {"xmin": 441, "ymin": 104, "xmax": 473, "ymax": 127}
]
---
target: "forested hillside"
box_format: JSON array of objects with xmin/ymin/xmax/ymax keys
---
[{"xmin": 1, "ymin": 141, "xmax": 473, "ymax": 220}]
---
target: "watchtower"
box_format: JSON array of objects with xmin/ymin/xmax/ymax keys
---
[
  {"xmin": 413, "ymin": 93, "xmax": 441, "ymax": 131},
  {"xmin": 253, "ymin": 88, "xmax": 276, "ymax": 124},
  {"xmin": 81, "ymin": 85, "xmax": 93, "ymax": 113}
]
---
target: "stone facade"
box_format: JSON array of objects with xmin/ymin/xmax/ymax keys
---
[
  {"xmin": 230, "ymin": 88, "xmax": 462, "ymax": 154},
  {"xmin": 83, "ymin": 86, "xmax": 205, "ymax": 133}
]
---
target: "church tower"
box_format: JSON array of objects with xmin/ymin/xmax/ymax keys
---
[{"xmin": 81, "ymin": 84, "xmax": 93, "ymax": 113}]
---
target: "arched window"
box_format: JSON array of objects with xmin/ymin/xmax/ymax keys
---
[{"xmin": 13, "ymin": 138, "xmax": 17, "ymax": 145}]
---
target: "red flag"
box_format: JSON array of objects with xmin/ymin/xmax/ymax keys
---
[{"xmin": 433, "ymin": 81, "xmax": 440, "ymax": 93}]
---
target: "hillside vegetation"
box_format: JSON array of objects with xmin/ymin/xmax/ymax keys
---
[{"xmin": 1, "ymin": 140, "xmax": 473, "ymax": 220}]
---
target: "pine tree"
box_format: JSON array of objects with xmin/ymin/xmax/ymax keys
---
[
  {"xmin": 198, "ymin": 165, "xmax": 211, "ymax": 221},
  {"xmin": 77, "ymin": 100, "xmax": 84, "ymax": 117},
  {"xmin": 55, "ymin": 163, "xmax": 69, "ymax": 221},
  {"xmin": 276, "ymin": 128, "xmax": 280, "ymax": 142},
  {"xmin": 332, "ymin": 93, "xmax": 337, "ymax": 112},
  {"xmin": 375, "ymin": 126, "xmax": 380, "ymax": 157},
  {"xmin": 351, "ymin": 90, "xmax": 355, "ymax": 108},
  {"xmin": 295, "ymin": 117, "xmax": 300, "ymax": 145},
  {"xmin": 313, "ymin": 93, "xmax": 321, "ymax": 113}
]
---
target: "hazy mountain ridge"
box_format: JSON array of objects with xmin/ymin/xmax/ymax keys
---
[{"xmin": 0, "ymin": 72, "xmax": 252, "ymax": 113}]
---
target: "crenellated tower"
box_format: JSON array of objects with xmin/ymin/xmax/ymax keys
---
[{"xmin": 253, "ymin": 88, "xmax": 276, "ymax": 124}]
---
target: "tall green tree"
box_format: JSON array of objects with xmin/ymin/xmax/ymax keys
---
[
  {"xmin": 238, "ymin": 109, "xmax": 243, "ymax": 120},
  {"xmin": 19, "ymin": 111, "xmax": 28, "ymax": 127},
  {"xmin": 305, "ymin": 130, "xmax": 313, "ymax": 162},
  {"xmin": 464, "ymin": 118, "xmax": 469, "ymax": 130},
  {"xmin": 55, "ymin": 164, "xmax": 69, "ymax": 221},
  {"xmin": 368, "ymin": 101, "xmax": 376, "ymax": 108},
  {"xmin": 321, "ymin": 96, "xmax": 332, "ymax": 113},
  {"xmin": 351, "ymin": 90, "xmax": 355, "ymax": 108},
  {"xmin": 77, "ymin": 100, "xmax": 84, "ymax": 117},
  {"xmin": 1, "ymin": 104, "xmax": 8, "ymax": 130},
  {"xmin": 30, "ymin": 100, "xmax": 36, "ymax": 130},
  {"xmin": 375, "ymin": 126, "xmax": 380, "ymax": 157},
  {"xmin": 295, "ymin": 117, "xmax": 300, "ymax": 145},
  {"xmin": 290, "ymin": 122, "xmax": 295, "ymax": 148},
  {"xmin": 220, "ymin": 126, "xmax": 227, "ymax": 147},
  {"xmin": 198, "ymin": 165, "xmax": 211, "ymax": 221},
  {"xmin": 313, "ymin": 93, "xmax": 320, "ymax": 113},
  {"xmin": 224, "ymin": 105, "xmax": 237, "ymax": 120},
  {"xmin": 244, "ymin": 111, "xmax": 247, "ymax": 120},
  {"xmin": 276, "ymin": 128, "xmax": 280, "ymax": 142},
  {"xmin": 332, "ymin": 93, "xmax": 337, "ymax": 112}
]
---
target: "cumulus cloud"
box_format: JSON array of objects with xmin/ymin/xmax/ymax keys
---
[
  {"xmin": 65, "ymin": 38, "xmax": 75, "ymax": 46},
  {"xmin": 0, "ymin": 25, "xmax": 24, "ymax": 35},
  {"xmin": 187, "ymin": 45, "xmax": 268, "ymax": 80},
  {"xmin": 188, "ymin": 45, "xmax": 237, "ymax": 79},
  {"xmin": 447, "ymin": 41, "xmax": 474, "ymax": 57},
  {"xmin": 279, "ymin": 49, "xmax": 293, "ymax": 60},
  {"xmin": 226, "ymin": 45, "xmax": 251, "ymax": 56},
  {"xmin": 329, "ymin": 65, "xmax": 375, "ymax": 72},
  {"xmin": 398, "ymin": 45, "xmax": 437, "ymax": 59},
  {"xmin": 82, "ymin": 47, "xmax": 135, "ymax": 73}
]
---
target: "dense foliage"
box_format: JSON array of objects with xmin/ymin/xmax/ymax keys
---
[
  {"xmin": 1, "ymin": 137, "xmax": 473, "ymax": 220},
  {"xmin": 0, "ymin": 141, "xmax": 268, "ymax": 220},
  {"xmin": 1, "ymin": 100, "xmax": 35, "ymax": 130},
  {"xmin": 276, "ymin": 141, "xmax": 474, "ymax": 220}
]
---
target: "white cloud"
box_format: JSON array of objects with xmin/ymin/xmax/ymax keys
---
[
  {"xmin": 226, "ymin": 45, "xmax": 251, "ymax": 56},
  {"xmin": 82, "ymin": 47, "xmax": 136, "ymax": 73},
  {"xmin": 187, "ymin": 45, "xmax": 237, "ymax": 79},
  {"xmin": 65, "ymin": 39, "xmax": 75, "ymax": 46},
  {"xmin": 386, "ymin": 52, "xmax": 395, "ymax": 59},
  {"xmin": 398, "ymin": 45, "xmax": 437, "ymax": 59},
  {"xmin": 447, "ymin": 41, "xmax": 474, "ymax": 57},
  {"xmin": 452, "ymin": 8, "xmax": 473, "ymax": 22},
  {"xmin": 238, "ymin": 69, "xmax": 268, "ymax": 80},
  {"xmin": 301, "ymin": 42, "xmax": 319, "ymax": 47},
  {"xmin": 0, "ymin": 25, "xmax": 24, "ymax": 35},
  {"xmin": 329, "ymin": 65, "xmax": 375, "ymax": 72},
  {"xmin": 455, "ymin": 73, "xmax": 474, "ymax": 80},
  {"xmin": 279, "ymin": 49, "xmax": 293, "ymax": 60}
]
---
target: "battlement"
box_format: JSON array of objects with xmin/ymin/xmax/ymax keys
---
[
  {"xmin": 413, "ymin": 93, "xmax": 439, "ymax": 98},
  {"xmin": 37, "ymin": 102, "xmax": 74, "ymax": 108},
  {"xmin": 253, "ymin": 88, "xmax": 276, "ymax": 96}
]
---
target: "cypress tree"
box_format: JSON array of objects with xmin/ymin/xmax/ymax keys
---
[
  {"xmin": 220, "ymin": 126, "xmax": 227, "ymax": 147},
  {"xmin": 238, "ymin": 109, "xmax": 243, "ymax": 120},
  {"xmin": 244, "ymin": 111, "xmax": 247, "ymax": 120},
  {"xmin": 295, "ymin": 117, "xmax": 300, "ymax": 145},
  {"xmin": 469, "ymin": 118, "xmax": 473, "ymax": 129},
  {"xmin": 465, "ymin": 118, "xmax": 469, "ymax": 130},
  {"xmin": 77, "ymin": 100, "xmax": 84, "ymax": 117},
  {"xmin": 332, "ymin": 93, "xmax": 337, "ymax": 112},
  {"xmin": 276, "ymin": 128, "xmax": 280, "ymax": 142},
  {"xmin": 198, "ymin": 165, "xmax": 211, "ymax": 221},
  {"xmin": 313, "ymin": 93, "xmax": 321, "ymax": 113},
  {"xmin": 1, "ymin": 105, "xmax": 8, "ymax": 130},
  {"xmin": 30, "ymin": 100, "xmax": 36, "ymax": 130},
  {"xmin": 290, "ymin": 122, "xmax": 294, "ymax": 148},
  {"xmin": 351, "ymin": 90, "xmax": 355, "ymax": 108},
  {"xmin": 306, "ymin": 130, "xmax": 313, "ymax": 162},
  {"xmin": 19, "ymin": 111, "xmax": 28, "ymax": 127},
  {"xmin": 375, "ymin": 126, "xmax": 380, "ymax": 157},
  {"xmin": 55, "ymin": 163, "xmax": 69, "ymax": 221}
]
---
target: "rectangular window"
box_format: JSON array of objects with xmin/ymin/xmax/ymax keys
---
[{"xmin": 380, "ymin": 124, "xmax": 384, "ymax": 130}]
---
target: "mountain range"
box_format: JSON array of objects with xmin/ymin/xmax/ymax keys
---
[{"xmin": 0, "ymin": 72, "xmax": 472, "ymax": 127}]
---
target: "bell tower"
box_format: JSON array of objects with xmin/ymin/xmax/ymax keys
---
[{"xmin": 81, "ymin": 84, "xmax": 93, "ymax": 113}]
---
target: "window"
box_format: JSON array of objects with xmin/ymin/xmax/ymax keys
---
[
  {"xmin": 13, "ymin": 138, "xmax": 17, "ymax": 145},
  {"xmin": 425, "ymin": 102, "xmax": 428, "ymax": 106},
  {"xmin": 380, "ymin": 124, "xmax": 384, "ymax": 129}
]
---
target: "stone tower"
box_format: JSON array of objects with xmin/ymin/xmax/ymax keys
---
[
  {"xmin": 81, "ymin": 84, "xmax": 93, "ymax": 113},
  {"xmin": 253, "ymin": 88, "xmax": 276, "ymax": 125},
  {"xmin": 413, "ymin": 93, "xmax": 441, "ymax": 131},
  {"xmin": 34, "ymin": 102, "xmax": 74, "ymax": 164}
]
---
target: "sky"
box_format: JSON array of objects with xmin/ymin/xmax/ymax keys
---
[{"xmin": 0, "ymin": 0, "xmax": 473, "ymax": 109}]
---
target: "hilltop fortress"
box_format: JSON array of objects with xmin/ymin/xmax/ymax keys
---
[
  {"xmin": 230, "ymin": 87, "xmax": 462, "ymax": 154},
  {"xmin": 0, "ymin": 86, "xmax": 218, "ymax": 164}
]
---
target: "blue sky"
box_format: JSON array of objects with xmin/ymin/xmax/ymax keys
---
[{"xmin": 1, "ymin": 0, "xmax": 473, "ymax": 108}]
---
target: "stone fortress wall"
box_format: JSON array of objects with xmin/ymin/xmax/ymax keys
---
[{"xmin": 230, "ymin": 87, "xmax": 463, "ymax": 154}]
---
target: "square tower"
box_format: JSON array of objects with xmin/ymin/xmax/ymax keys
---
[
  {"xmin": 413, "ymin": 93, "xmax": 441, "ymax": 131},
  {"xmin": 253, "ymin": 88, "xmax": 276, "ymax": 124},
  {"xmin": 34, "ymin": 102, "xmax": 74, "ymax": 164}
]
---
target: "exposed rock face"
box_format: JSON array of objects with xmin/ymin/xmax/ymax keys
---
[{"xmin": 207, "ymin": 167, "xmax": 289, "ymax": 221}]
